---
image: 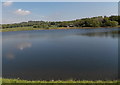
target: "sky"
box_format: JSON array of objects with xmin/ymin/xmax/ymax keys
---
[{"xmin": 2, "ymin": 2, "xmax": 118, "ymax": 24}]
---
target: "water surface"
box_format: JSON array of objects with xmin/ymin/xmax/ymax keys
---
[{"xmin": 2, "ymin": 28, "xmax": 119, "ymax": 80}]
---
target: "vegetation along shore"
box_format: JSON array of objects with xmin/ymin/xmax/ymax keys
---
[
  {"xmin": 1, "ymin": 78, "xmax": 119, "ymax": 84},
  {"xmin": 1, "ymin": 15, "xmax": 120, "ymax": 32}
]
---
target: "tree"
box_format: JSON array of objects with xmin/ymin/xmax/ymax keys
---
[
  {"xmin": 2, "ymin": 15, "xmax": 119, "ymax": 29},
  {"xmin": 33, "ymin": 25, "xmax": 38, "ymax": 28},
  {"xmin": 108, "ymin": 21, "xmax": 118, "ymax": 27},
  {"xmin": 109, "ymin": 16, "xmax": 118, "ymax": 21}
]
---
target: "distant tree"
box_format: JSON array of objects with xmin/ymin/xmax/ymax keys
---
[
  {"xmin": 58, "ymin": 22, "xmax": 69, "ymax": 27},
  {"xmin": 33, "ymin": 25, "xmax": 38, "ymax": 28},
  {"xmin": 108, "ymin": 21, "xmax": 118, "ymax": 27},
  {"xmin": 2, "ymin": 15, "xmax": 119, "ymax": 29},
  {"xmin": 109, "ymin": 16, "xmax": 118, "ymax": 21}
]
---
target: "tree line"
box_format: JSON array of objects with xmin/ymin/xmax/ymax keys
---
[{"xmin": 2, "ymin": 15, "xmax": 120, "ymax": 29}]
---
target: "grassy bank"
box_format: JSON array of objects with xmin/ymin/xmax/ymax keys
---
[
  {"xmin": 1, "ymin": 26, "xmax": 120, "ymax": 32},
  {"xmin": 1, "ymin": 79, "xmax": 118, "ymax": 83},
  {"xmin": 1, "ymin": 27, "xmax": 45, "ymax": 32}
]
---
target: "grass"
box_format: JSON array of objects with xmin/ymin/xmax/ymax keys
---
[
  {"xmin": 1, "ymin": 78, "xmax": 119, "ymax": 83},
  {"xmin": 0, "ymin": 27, "xmax": 46, "ymax": 32},
  {"xmin": 1, "ymin": 26, "xmax": 120, "ymax": 32}
]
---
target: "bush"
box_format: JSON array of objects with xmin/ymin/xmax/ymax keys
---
[
  {"xmin": 104, "ymin": 21, "xmax": 118, "ymax": 27},
  {"xmin": 109, "ymin": 21, "xmax": 118, "ymax": 27},
  {"xmin": 33, "ymin": 25, "xmax": 38, "ymax": 28}
]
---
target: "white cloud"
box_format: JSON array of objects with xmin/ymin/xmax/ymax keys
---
[
  {"xmin": 15, "ymin": 9, "xmax": 31, "ymax": 15},
  {"xmin": 3, "ymin": 1, "xmax": 13, "ymax": 6}
]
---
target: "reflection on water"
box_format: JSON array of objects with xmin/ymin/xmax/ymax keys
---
[
  {"xmin": 2, "ymin": 28, "xmax": 119, "ymax": 81},
  {"xmin": 4, "ymin": 42, "xmax": 32, "ymax": 60},
  {"xmin": 80, "ymin": 31, "xmax": 118, "ymax": 38},
  {"xmin": 5, "ymin": 53, "xmax": 15, "ymax": 60},
  {"xmin": 16, "ymin": 42, "xmax": 32, "ymax": 51}
]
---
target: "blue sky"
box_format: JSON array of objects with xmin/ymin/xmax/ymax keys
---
[{"xmin": 2, "ymin": 2, "xmax": 118, "ymax": 24}]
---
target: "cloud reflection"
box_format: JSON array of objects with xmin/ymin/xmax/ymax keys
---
[
  {"xmin": 16, "ymin": 42, "xmax": 32, "ymax": 50},
  {"xmin": 5, "ymin": 53, "xmax": 15, "ymax": 60},
  {"xmin": 4, "ymin": 42, "xmax": 32, "ymax": 60}
]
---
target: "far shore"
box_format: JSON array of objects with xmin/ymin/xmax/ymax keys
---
[{"xmin": 1, "ymin": 26, "xmax": 120, "ymax": 32}]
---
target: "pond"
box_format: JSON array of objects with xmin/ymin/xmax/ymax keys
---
[{"xmin": 2, "ymin": 28, "xmax": 119, "ymax": 81}]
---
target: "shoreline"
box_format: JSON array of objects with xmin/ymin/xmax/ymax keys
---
[
  {"xmin": 1, "ymin": 78, "xmax": 118, "ymax": 84},
  {"xmin": 1, "ymin": 26, "xmax": 120, "ymax": 32}
]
